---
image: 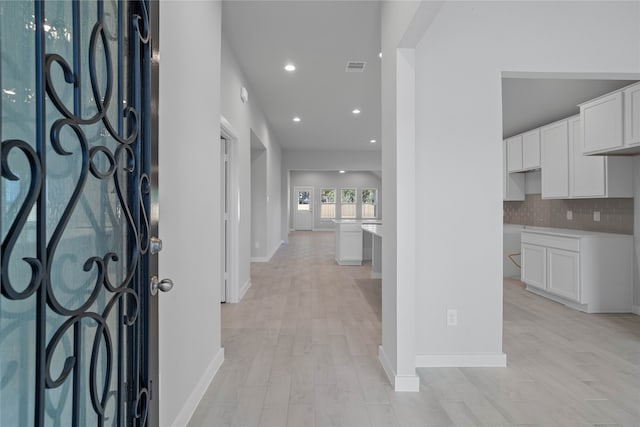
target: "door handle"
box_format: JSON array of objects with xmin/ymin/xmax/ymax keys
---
[{"xmin": 150, "ymin": 276, "xmax": 174, "ymax": 296}]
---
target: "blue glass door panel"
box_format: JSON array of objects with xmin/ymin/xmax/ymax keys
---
[{"xmin": 1, "ymin": 1, "xmax": 152, "ymax": 425}]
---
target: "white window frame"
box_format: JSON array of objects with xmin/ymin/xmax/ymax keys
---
[
  {"xmin": 320, "ymin": 187, "xmax": 336, "ymax": 220},
  {"xmin": 340, "ymin": 188, "xmax": 357, "ymax": 219},
  {"xmin": 361, "ymin": 188, "xmax": 377, "ymax": 219}
]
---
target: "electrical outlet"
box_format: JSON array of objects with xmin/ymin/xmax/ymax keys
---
[
  {"xmin": 566, "ymin": 210, "xmax": 573, "ymax": 220},
  {"xmin": 447, "ymin": 309, "xmax": 458, "ymax": 326},
  {"xmin": 593, "ymin": 211, "xmax": 601, "ymax": 222}
]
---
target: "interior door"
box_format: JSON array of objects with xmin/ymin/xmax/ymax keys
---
[
  {"xmin": 293, "ymin": 186, "xmax": 314, "ymax": 230},
  {"xmin": 220, "ymin": 137, "xmax": 229, "ymax": 303},
  {"xmin": 1, "ymin": 1, "xmax": 158, "ymax": 425}
]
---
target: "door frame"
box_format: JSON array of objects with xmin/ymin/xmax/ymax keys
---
[
  {"xmin": 149, "ymin": 1, "xmax": 161, "ymax": 424},
  {"xmin": 293, "ymin": 185, "xmax": 315, "ymax": 230},
  {"xmin": 220, "ymin": 116, "xmax": 241, "ymax": 302}
]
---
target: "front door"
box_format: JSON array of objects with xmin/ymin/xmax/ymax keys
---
[
  {"xmin": 293, "ymin": 186, "xmax": 314, "ymax": 230},
  {"xmin": 1, "ymin": 1, "xmax": 159, "ymax": 425}
]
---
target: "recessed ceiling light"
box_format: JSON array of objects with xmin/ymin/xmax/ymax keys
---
[
  {"xmin": 339, "ymin": 170, "xmax": 346, "ymax": 174},
  {"xmin": 292, "ymin": 116, "xmax": 301, "ymax": 122},
  {"xmin": 369, "ymin": 139, "xmax": 377, "ymax": 144},
  {"xmin": 352, "ymin": 109, "xmax": 361, "ymax": 115},
  {"xmin": 379, "ymin": 52, "xmax": 383, "ymax": 58},
  {"xmin": 284, "ymin": 63, "xmax": 296, "ymax": 72}
]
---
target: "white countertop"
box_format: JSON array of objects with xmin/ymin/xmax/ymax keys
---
[
  {"xmin": 521, "ymin": 226, "xmax": 631, "ymax": 238},
  {"xmin": 332, "ymin": 219, "xmax": 382, "ymax": 225},
  {"xmin": 361, "ymin": 224, "xmax": 383, "ymax": 237}
]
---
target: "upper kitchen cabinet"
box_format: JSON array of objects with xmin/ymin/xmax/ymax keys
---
[
  {"xmin": 506, "ymin": 131, "xmax": 540, "ymax": 173},
  {"xmin": 522, "ymin": 129, "xmax": 541, "ymax": 170},
  {"xmin": 580, "ymin": 82, "xmax": 640, "ymax": 155},
  {"xmin": 503, "ymin": 140, "xmax": 524, "ymax": 201},
  {"xmin": 541, "ymin": 119, "xmax": 569, "ymax": 199},
  {"xmin": 624, "ymin": 83, "xmax": 640, "ymax": 147},
  {"xmin": 506, "ymin": 135, "xmax": 523, "ymax": 172},
  {"xmin": 569, "ymin": 116, "xmax": 633, "ymax": 198}
]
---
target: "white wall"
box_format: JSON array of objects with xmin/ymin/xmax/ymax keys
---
[
  {"xmin": 380, "ymin": 0, "xmax": 422, "ymax": 391},
  {"xmin": 221, "ymin": 35, "xmax": 283, "ymax": 283},
  {"xmin": 289, "ymin": 171, "xmax": 382, "ymax": 230},
  {"xmin": 634, "ymin": 157, "xmax": 640, "ymax": 312},
  {"xmin": 412, "ymin": 1, "xmax": 640, "ymax": 361},
  {"xmin": 158, "ymin": 2, "xmax": 223, "ymax": 425}
]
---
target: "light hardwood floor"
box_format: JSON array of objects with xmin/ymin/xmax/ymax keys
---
[{"xmin": 188, "ymin": 231, "xmax": 640, "ymax": 427}]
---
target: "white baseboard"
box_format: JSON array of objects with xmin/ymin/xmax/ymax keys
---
[
  {"xmin": 239, "ymin": 279, "xmax": 251, "ymax": 301},
  {"xmin": 371, "ymin": 272, "xmax": 382, "ymax": 279},
  {"xmin": 416, "ymin": 353, "xmax": 507, "ymax": 368},
  {"xmin": 378, "ymin": 345, "xmax": 420, "ymax": 392},
  {"xmin": 251, "ymin": 241, "xmax": 284, "ymax": 263},
  {"xmin": 632, "ymin": 305, "xmax": 640, "ymax": 315},
  {"xmin": 172, "ymin": 347, "xmax": 224, "ymax": 427}
]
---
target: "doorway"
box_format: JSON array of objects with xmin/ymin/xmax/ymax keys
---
[
  {"xmin": 293, "ymin": 186, "xmax": 314, "ymax": 230},
  {"xmin": 220, "ymin": 136, "xmax": 230, "ymax": 302}
]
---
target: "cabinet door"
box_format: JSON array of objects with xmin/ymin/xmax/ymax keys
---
[
  {"xmin": 569, "ymin": 116, "xmax": 606, "ymax": 197},
  {"xmin": 581, "ymin": 92, "xmax": 623, "ymax": 153},
  {"xmin": 522, "ymin": 129, "xmax": 541, "ymax": 170},
  {"xmin": 507, "ymin": 135, "xmax": 523, "ymax": 172},
  {"xmin": 503, "ymin": 140, "xmax": 524, "ymax": 201},
  {"xmin": 624, "ymin": 83, "xmax": 640, "ymax": 147},
  {"xmin": 340, "ymin": 230, "xmax": 363, "ymax": 261},
  {"xmin": 541, "ymin": 120, "xmax": 569, "ymax": 198},
  {"xmin": 521, "ymin": 244, "xmax": 546, "ymax": 290},
  {"xmin": 547, "ymin": 248, "xmax": 580, "ymax": 302}
]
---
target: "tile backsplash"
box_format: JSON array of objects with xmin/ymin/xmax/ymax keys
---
[{"xmin": 503, "ymin": 194, "xmax": 633, "ymax": 234}]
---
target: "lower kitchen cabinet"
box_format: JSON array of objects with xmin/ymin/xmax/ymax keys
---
[{"xmin": 521, "ymin": 228, "xmax": 632, "ymax": 313}]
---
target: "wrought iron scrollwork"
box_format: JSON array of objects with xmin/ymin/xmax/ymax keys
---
[{"xmin": 1, "ymin": 0, "xmax": 152, "ymax": 425}]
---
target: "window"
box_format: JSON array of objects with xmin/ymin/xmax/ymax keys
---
[
  {"xmin": 361, "ymin": 188, "xmax": 377, "ymax": 218},
  {"xmin": 341, "ymin": 188, "xmax": 356, "ymax": 218},
  {"xmin": 320, "ymin": 188, "xmax": 336, "ymax": 219},
  {"xmin": 297, "ymin": 190, "xmax": 311, "ymax": 210}
]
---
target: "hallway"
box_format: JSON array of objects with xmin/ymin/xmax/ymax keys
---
[{"xmin": 188, "ymin": 232, "xmax": 640, "ymax": 427}]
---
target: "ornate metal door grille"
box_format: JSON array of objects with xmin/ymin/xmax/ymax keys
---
[{"xmin": 1, "ymin": 0, "xmax": 153, "ymax": 425}]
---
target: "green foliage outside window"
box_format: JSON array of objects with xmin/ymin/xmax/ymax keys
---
[{"xmin": 341, "ymin": 189, "xmax": 356, "ymax": 203}]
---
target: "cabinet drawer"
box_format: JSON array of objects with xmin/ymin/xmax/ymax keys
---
[
  {"xmin": 521, "ymin": 232, "xmax": 579, "ymax": 252},
  {"xmin": 340, "ymin": 224, "xmax": 362, "ymax": 232}
]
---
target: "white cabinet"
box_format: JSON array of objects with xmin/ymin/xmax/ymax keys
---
[
  {"xmin": 570, "ymin": 116, "xmax": 605, "ymax": 197},
  {"xmin": 334, "ymin": 220, "xmax": 367, "ymax": 265},
  {"xmin": 579, "ymin": 82, "xmax": 640, "ymax": 155},
  {"xmin": 503, "ymin": 140, "xmax": 524, "ymax": 201},
  {"xmin": 520, "ymin": 229, "xmax": 632, "ymax": 313},
  {"xmin": 624, "ymin": 83, "xmax": 640, "ymax": 147},
  {"xmin": 506, "ymin": 131, "xmax": 540, "ymax": 173},
  {"xmin": 506, "ymin": 135, "xmax": 523, "ymax": 172},
  {"xmin": 568, "ymin": 116, "xmax": 633, "ymax": 198},
  {"xmin": 547, "ymin": 248, "xmax": 579, "ymax": 302},
  {"xmin": 522, "ymin": 129, "xmax": 541, "ymax": 170},
  {"xmin": 541, "ymin": 119, "xmax": 569, "ymax": 198},
  {"xmin": 580, "ymin": 91, "xmax": 624, "ymax": 154},
  {"xmin": 521, "ymin": 243, "xmax": 545, "ymax": 290}
]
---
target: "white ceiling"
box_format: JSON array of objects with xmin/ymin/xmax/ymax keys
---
[
  {"xmin": 502, "ymin": 78, "xmax": 638, "ymax": 138},
  {"xmin": 222, "ymin": 1, "xmax": 381, "ymax": 152}
]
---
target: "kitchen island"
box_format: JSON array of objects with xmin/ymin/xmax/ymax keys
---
[{"xmin": 333, "ymin": 219, "xmax": 381, "ymax": 266}]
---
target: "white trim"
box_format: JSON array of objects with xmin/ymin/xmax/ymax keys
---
[
  {"xmin": 220, "ymin": 115, "xmax": 240, "ymax": 307},
  {"xmin": 632, "ymin": 305, "xmax": 640, "ymax": 315},
  {"xmin": 378, "ymin": 345, "xmax": 420, "ymax": 392},
  {"xmin": 172, "ymin": 347, "xmax": 224, "ymax": 427},
  {"xmin": 238, "ymin": 279, "xmax": 251, "ymax": 301},
  {"xmin": 251, "ymin": 240, "xmax": 283, "ymax": 263},
  {"xmin": 415, "ymin": 353, "xmax": 507, "ymax": 368},
  {"xmin": 371, "ymin": 272, "xmax": 382, "ymax": 279}
]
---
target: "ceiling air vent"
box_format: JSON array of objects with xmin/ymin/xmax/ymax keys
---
[{"xmin": 345, "ymin": 61, "xmax": 366, "ymax": 72}]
